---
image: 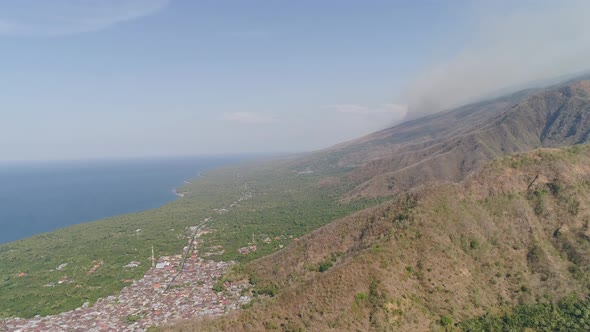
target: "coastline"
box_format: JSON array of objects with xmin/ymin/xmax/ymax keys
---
[
  {"xmin": 0, "ymin": 159, "xmax": 231, "ymax": 245},
  {"xmin": 0, "ymin": 156, "xmax": 249, "ymax": 320},
  {"xmin": 173, "ymin": 171, "xmax": 202, "ymax": 198}
]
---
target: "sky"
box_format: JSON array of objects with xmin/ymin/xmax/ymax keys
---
[{"xmin": 1, "ymin": 0, "xmax": 589, "ymax": 161}]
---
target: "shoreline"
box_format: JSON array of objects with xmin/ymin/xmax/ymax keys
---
[
  {"xmin": 173, "ymin": 171, "xmax": 202, "ymax": 198},
  {"xmin": 0, "ymin": 163, "xmax": 255, "ymax": 324},
  {"xmin": 0, "ymin": 163, "xmax": 224, "ymax": 246}
]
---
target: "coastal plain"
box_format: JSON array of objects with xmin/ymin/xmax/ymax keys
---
[{"xmin": 0, "ymin": 158, "xmax": 385, "ymax": 320}]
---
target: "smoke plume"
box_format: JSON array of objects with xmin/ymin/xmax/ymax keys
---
[{"xmin": 404, "ymin": 1, "xmax": 590, "ymax": 119}]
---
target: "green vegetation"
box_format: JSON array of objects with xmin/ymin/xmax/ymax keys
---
[
  {"xmin": 317, "ymin": 253, "xmax": 340, "ymax": 273},
  {"xmin": 0, "ymin": 169, "xmax": 229, "ymax": 318},
  {"xmin": 439, "ymin": 315, "xmax": 453, "ymax": 327},
  {"xmin": 211, "ymin": 279, "xmax": 225, "ymax": 293},
  {"xmin": 5, "ymin": 79, "xmax": 590, "ymax": 328},
  {"xmin": 354, "ymin": 292, "xmax": 368, "ymax": 302},
  {"xmin": 318, "ymin": 261, "xmax": 333, "ymax": 272},
  {"xmin": 199, "ymin": 164, "xmax": 390, "ymax": 263},
  {"xmin": 0, "ymin": 159, "xmax": 386, "ymax": 318},
  {"xmin": 387, "ymin": 176, "xmax": 395, "ymax": 191},
  {"xmin": 460, "ymin": 296, "xmax": 590, "ymax": 331},
  {"xmin": 168, "ymin": 145, "xmax": 590, "ymax": 332},
  {"xmin": 126, "ymin": 314, "xmax": 142, "ymax": 324}
]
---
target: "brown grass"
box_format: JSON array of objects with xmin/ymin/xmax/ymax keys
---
[{"xmin": 161, "ymin": 147, "xmax": 590, "ymax": 332}]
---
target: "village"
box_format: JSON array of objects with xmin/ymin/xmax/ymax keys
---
[{"xmin": 0, "ymin": 190, "xmax": 256, "ymax": 332}]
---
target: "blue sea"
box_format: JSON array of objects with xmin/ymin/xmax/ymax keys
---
[{"xmin": 0, "ymin": 156, "xmax": 241, "ymax": 244}]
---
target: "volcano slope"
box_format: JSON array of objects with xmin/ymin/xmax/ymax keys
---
[
  {"xmin": 164, "ymin": 78, "xmax": 590, "ymax": 331},
  {"xmin": 297, "ymin": 78, "xmax": 590, "ymax": 199},
  {"xmin": 170, "ymin": 145, "xmax": 590, "ymax": 332},
  {"xmin": 3, "ymin": 78, "xmax": 590, "ymax": 326}
]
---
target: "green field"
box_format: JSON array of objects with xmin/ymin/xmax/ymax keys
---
[
  {"xmin": 460, "ymin": 296, "xmax": 590, "ymax": 331},
  {"xmin": 0, "ymin": 158, "xmax": 385, "ymax": 318}
]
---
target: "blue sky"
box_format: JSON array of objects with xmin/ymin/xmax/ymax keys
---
[{"xmin": 1, "ymin": 0, "xmax": 589, "ymax": 161}]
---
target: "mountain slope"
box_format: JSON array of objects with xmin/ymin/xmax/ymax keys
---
[
  {"xmin": 299, "ymin": 79, "xmax": 590, "ymax": 198},
  {"xmin": 172, "ymin": 145, "xmax": 590, "ymax": 331},
  {"xmin": 163, "ymin": 77, "xmax": 590, "ymax": 331},
  {"xmin": 4, "ymin": 76, "xmax": 590, "ymax": 327}
]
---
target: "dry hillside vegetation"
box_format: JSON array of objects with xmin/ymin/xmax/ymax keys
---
[
  {"xmin": 297, "ymin": 79, "xmax": 590, "ymax": 199},
  {"xmin": 167, "ymin": 145, "xmax": 590, "ymax": 331}
]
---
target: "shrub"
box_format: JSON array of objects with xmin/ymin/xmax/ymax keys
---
[
  {"xmin": 387, "ymin": 177, "xmax": 395, "ymax": 191},
  {"xmin": 568, "ymin": 198, "xmax": 580, "ymax": 216},
  {"xmin": 255, "ymin": 284, "xmax": 278, "ymax": 297},
  {"xmin": 459, "ymin": 295, "xmax": 590, "ymax": 331},
  {"xmin": 212, "ymin": 279, "xmax": 225, "ymax": 293},
  {"xmin": 264, "ymin": 321, "xmax": 278, "ymax": 329},
  {"xmin": 319, "ymin": 261, "xmax": 333, "ymax": 272},
  {"xmin": 440, "ymin": 315, "xmax": 453, "ymax": 326},
  {"xmin": 355, "ymin": 292, "xmax": 368, "ymax": 302},
  {"xmin": 547, "ymin": 181, "xmax": 562, "ymax": 195},
  {"xmin": 248, "ymin": 273, "xmax": 259, "ymax": 285}
]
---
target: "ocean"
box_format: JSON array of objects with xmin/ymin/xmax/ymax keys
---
[{"xmin": 0, "ymin": 156, "xmax": 241, "ymax": 244}]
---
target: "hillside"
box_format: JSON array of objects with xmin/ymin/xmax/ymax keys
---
[
  {"xmin": 2, "ymin": 77, "xmax": 590, "ymax": 329},
  {"xmin": 0, "ymin": 158, "xmax": 386, "ymax": 319},
  {"xmin": 297, "ymin": 78, "xmax": 590, "ymax": 198},
  {"xmin": 170, "ymin": 145, "xmax": 590, "ymax": 331}
]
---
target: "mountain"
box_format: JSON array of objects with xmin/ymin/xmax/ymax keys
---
[
  {"xmin": 3, "ymin": 77, "xmax": 590, "ymax": 330},
  {"xmin": 299, "ymin": 78, "xmax": 590, "ymax": 198},
  {"xmin": 172, "ymin": 145, "xmax": 590, "ymax": 332},
  {"xmin": 164, "ymin": 78, "xmax": 590, "ymax": 331}
]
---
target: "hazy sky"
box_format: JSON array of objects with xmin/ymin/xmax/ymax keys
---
[{"xmin": 1, "ymin": 0, "xmax": 589, "ymax": 161}]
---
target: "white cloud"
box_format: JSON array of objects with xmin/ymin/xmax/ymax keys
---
[
  {"xmin": 328, "ymin": 104, "xmax": 407, "ymax": 117},
  {"xmin": 328, "ymin": 104, "xmax": 370, "ymax": 115},
  {"xmin": 223, "ymin": 112, "xmax": 278, "ymax": 124},
  {"xmin": 0, "ymin": 0, "xmax": 170, "ymax": 36}
]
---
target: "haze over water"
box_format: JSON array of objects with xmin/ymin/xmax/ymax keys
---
[{"xmin": 0, "ymin": 156, "xmax": 240, "ymax": 244}]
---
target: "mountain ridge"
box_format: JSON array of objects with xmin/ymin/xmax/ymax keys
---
[
  {"xmin": 164, "ymin": 77, "xmax": 590, "ymax": 331},
  {"xmin": 171, "ymin": 145, "xmax": 590, "ymax": 331},
  {"xmin": 297, "ymin": 77, "xmax": 590, "ymax": 199},
  {"xmin": 3, "ymin": 75, "xmax": 590, "ymax": 331}
]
